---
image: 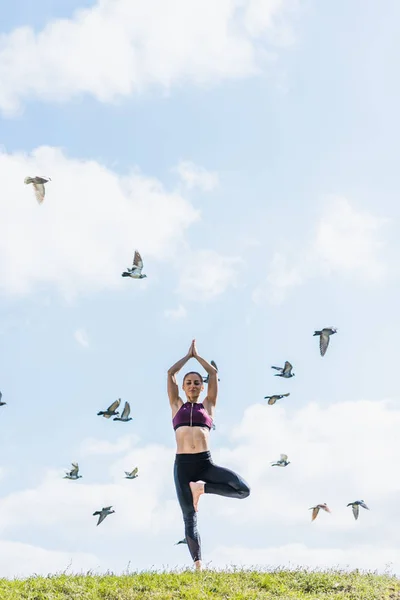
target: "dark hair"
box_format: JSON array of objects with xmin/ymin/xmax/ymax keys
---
[{"xmin": 183, "ymin": 371, "xmax": 203, "ymax": 384}]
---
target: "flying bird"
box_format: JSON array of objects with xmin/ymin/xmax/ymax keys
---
[
  {"xmin": 0, "ymin": 392, "xmax": 6, "ymax": 407},
  {"xmin": 121, "ymin": 250, "xmax": 147, "ymax": 279},
  {"xmin": 271, "ymin": 453, "xmax": 290, "ymax": 467},
  {"xmin": 347, "ymin": 500, "xmax": 369, "ymax": 520},
  {"xmin": 309, "ymin": 503, "xmax": 331, "ymax": 521},
  {"xmin": 203, "ymin": 360, "xmax": 220, "ymax": 383},
  {"xmin": 24, "ymin": 176, "xmax": 51, "ymax": 204},
  {"xmin": 313, "ymin": 327, "xmax": 337, "ymax": 356},
  {"xmin": 113, "ymin": 401, "xmax": 132, "ymax": 422},
  {"xmin": 175, "ymin": 538, "xmax": 187, "ymax": 545},
  {"xmin": 97, "ymin": 398, "xmax": 121, "ymax": 418},
  {"xmin": 271, "ymin": 361, "xmax": 295, "ymax": 378},
  {"xmin": 93, "ymin": 506, "xmax": 115, "ymax": 526},
  {"xmin": 125, "ymin": 467, "xmax": 138, "ymax": 479},
  {"xmin": 64, "ymin": 462, "xmax": 82, "ymax": 480},
  {"xmin": 264, "ymin": 393, "xmax": 290, "ymax": 405}
]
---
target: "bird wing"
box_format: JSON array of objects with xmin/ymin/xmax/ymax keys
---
[
  {"xmin": 283, "ymin": 361, "xmax": 292, "ymax": 374},
  {"xmin": 319, "ymin": 333, "xmax": 330, "ymax": 356},
  {"xmin": 352, "ymin": 504, "xmax": 359, "ymax": 520},
  {"xmin": 121, "ymin": 401, "xmax": 130, "ymax": 419},
  {"xmin": 359, "ymin": 501, "xmax": 369, "ymax": 510},
  {"xmin": 130, "ymin": 467, "xmax": 138, "ymax": 477},
  {"xmin": 96, "ymin": 512, "xmax": 107, "ymax": 525},
  {"xmin": 311, "ymin": 507, "xmax": 319, "ymax": 521},
  {"xmin": 321, "ymin": 504, "xmax": 331, "ymax": 513},
  {"xmin": 70, "ymin": 463, "xmax": 79, "ymax": 475},
  {"xmin": 267, "ymin": 397, "xmax": 277, "ymax": 405},
  {"xmin": 282, "ymin": 393, "xmax": 290, "ymax": 397},
  {"xmin": 33, "ymin": 182, "xmax": 45, "ymax": 204},
  {"xmin": 211, "ymin": 360, "xmax": 218, "ymax": 372},
  {"xmin": 280, "ymin": 454, "xmax": 288, "ymax": 462},
  {"xmin": 108, "ymin": 398, "xmax": 121, "ymax": 412},
  {"xmin": 271, "ymin": 366, "xmax": 282, "ymax": 371},
  {"xmin": 133, "ymin": 250, "xmax": 143, "ymax": 270}
]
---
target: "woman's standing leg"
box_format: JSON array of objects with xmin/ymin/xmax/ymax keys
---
[{"xmin": 174, "ymin": 458, "xmax": 203, "ymax": 570}]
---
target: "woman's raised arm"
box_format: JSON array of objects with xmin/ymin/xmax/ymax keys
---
[
  {"xmin": 191, "ymin": 340, "xmax": 218, "ymax": 405},
  {"xmin": 167, "ymin": 342, "xmax": 193, "ymax": 407}
]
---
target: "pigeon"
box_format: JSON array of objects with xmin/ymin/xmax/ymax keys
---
[
  {"xmin": 347, "ymin": 500, "xmax": 369, "ymax": 520},
  {"xmin": 0, "ymin": 392, "xmax": 6, "ymax": 407},
  {"xmin": 24, "ymin": 176, "xmax": 51, "ymax": 204},
  {"xmin": 309, "ymin": 503, "xmax": 331, "ymax": 521},
  {"xmin": 313, "ymin": 327, "xmax": 337, "ymax": 356},
  {"xmin": 203, "ymin": 360, "xmax": 220, "ymax": 383},
  {"xmin": 264, "ymin": 393, "xmax": 290, "ymax": 405},
  {"xmin": 93, "ymin": 506, "xmax": 115, "ymax": 526},
  {"xmin": 271, "ymin": 453, "xmax": 290, "ymax": 467},
  {"xmin": 175, "ymin": 538, "xmax": 187, "ymax": 545},
  {"xmin": 211, "ymin": 422, "xmax": 216, "ymax": 431},
  {"xmin": 113, "ymin": 401, "xmax": 132, "ymax": 422},
  {"xmin": 121, "ymin": 250, "xmax": 147, "ymax": 279},
  {"xmin": 64, "ymin": 462, "xmax": 82, "ymax": 480},
  {"xmin": 125, "ymin": 467, "xmax": 138, "ymax": 479},
  {"xmin": 97, "ymin": 398, "xmax": 121, "ymax": 418},
  {"xmin": 271, "ymin": 361, "xmax": 295, "ymax": 378}
]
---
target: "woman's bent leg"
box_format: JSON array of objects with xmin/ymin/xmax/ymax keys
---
[{"xmin": 201, "ymin": 461, "xmax": 250, "ymax": 499}]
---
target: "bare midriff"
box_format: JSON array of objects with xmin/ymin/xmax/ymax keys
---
[{"xmin": 175, "ymin": 425, "xmax": 210, "ymax": 454}]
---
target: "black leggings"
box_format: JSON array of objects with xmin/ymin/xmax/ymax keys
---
[{"xmin": 174, "ymin": 450, "xmax": 250, "ymax": 562}]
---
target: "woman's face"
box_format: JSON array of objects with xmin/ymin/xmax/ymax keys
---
[{"xmin": 182, "ymin": 373, "xmax": 204, "ymax": 401}]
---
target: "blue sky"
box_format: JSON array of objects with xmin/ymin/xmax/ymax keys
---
[{"xmin": 0, "ymin": 0, "xmax": 400, "ymax": 578}]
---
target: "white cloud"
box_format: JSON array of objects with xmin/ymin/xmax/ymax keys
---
[
  {"xmin": 0, "ymin": 540, "xmax": 99, "ymax": 579},
  {"xmin": 74, "ymin": 328, "xmax": 89, "ymax": 348},
  {"xmin": 177, "ymin": 249, "xmax": 244, "ymax": 301},
  {"xmin": 80, "ymin": 435, "xmax": 140, "ymax": 456},
  {"xmin": 0, "ymin": 145, "xmax": 199, "ymax": 298},
  {"xmin": 0, "ymin": 0, "xmax": 296, "ymax": 116},
  {"xmin": 174, "ymin": 161, "xmax": 219, "ymax": 192},
  {"xmin": 253, "ymin": 196, "xmax": 390, "ymax": 304},
  {"xmin": 164, "ymin": 304, "xmax": 187, "ymax": 320}
]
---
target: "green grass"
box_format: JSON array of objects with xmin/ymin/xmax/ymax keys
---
[{"xmin": 0, "ymin": 567, "xmax": 399, "ymax": 599}]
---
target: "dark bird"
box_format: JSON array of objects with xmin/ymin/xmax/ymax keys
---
[
  {"xmin": 203, "ymin": 360, "xmax": 220, "ymax": 383},
  {"xmin": 0, "ymin": 392, "xmax": 6, "ymax": 407},
  {"xmin": 271, "ymin": 453, "xmax": 290, "ymax": 467},
  {"xmin": 97, "ymin": 398, "xmax": 121, "ymax": 418},
  {"xmin": 347, "ymin": 500, "xmax": 369, "ymax": 520},
  {"xmin": 121, "ymin": 250, "xmax": 147, "ymax": 279},
  {"xmin": 309, "ymin": 503, "xmax": 331, "ymax": 521},
  {"xmin": 313, "ymin": 327, "xmax": 337, "ymax": 356},
  {"xmin": 271, "ymin": 361, "xmax": 295, "ymax": 378},
  {"xmin": 113, "ymin": 401, "xmax": 132, "ymax": 422},
  {"xmin": 93, "ymin": 506, "xmax": 115, "ymax": 526},
  {"xmin": 24, "ymin": 176, "xmax": 51, "ymax": 204},
  {"xmin": 264, "ymin": 393, "xmax": 290, "ymax": 405},
  {"xmin": 63, "ymin": 462, "xmax": 82, "ymax": 480}
]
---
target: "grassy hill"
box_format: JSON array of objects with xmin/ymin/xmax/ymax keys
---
[{"xmin": 0, "ymin": 568, "xmax": 399, "ymax": 599}]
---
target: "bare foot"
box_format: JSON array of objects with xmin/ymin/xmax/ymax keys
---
[
  {"xmin": 189, "ymin": 481, "xmax": 205, "ymax": 512},
  {"xmin": 194, "ymin": 560, "xmax": 202, "ymax": 572}
]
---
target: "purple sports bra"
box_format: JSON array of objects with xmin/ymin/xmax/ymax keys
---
[{"xmin": 172, "ymin": 401, "xmax": 213, "ymax": 431}]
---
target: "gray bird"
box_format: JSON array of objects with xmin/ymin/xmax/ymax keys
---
[
  {"xmin": 121, "ymin": 250, "xmax": 147, "ymax": 279},
  {"xmin": 113, "ymin": 401, "xmax": 132, "ymax": 422},
  {"xmin": 309, "ymin": 503, "xmax": 331, "ymax": 521},
  {"xmin": 271, "ymin": 361, "xmax": 295, "ymax": 378},
  {"xmin": 347, "ymin": 500, "xmax": 369, "ymax": 520},
  {"xmin": 64, "ymin": 462, "xmax": 82, "ymax": 480},
  {"xmin": 203, "ymin": 360, "xmax": 220, "ymax": 383},
  {"xmin": 211, "ymin": 422, "xmax": 216, "ymax": 430},
  {"xmin": 264, "ymin": 393, "xmax": 290, "ymax": 405},
  {"xmin": 93, "ymin": 506, "xmax": 115, "ymax": 526},
  {"xmin": 0, "ymin": 391, "xmax": 6, "ymax": 407},
  {"xmin": 97, "ymin": 398, "xmax": 121, "ymax": 418},
  {"xmin": 125, "ymin": 467, "xmax": 138, "ymax": 479},
  {"xmin": 24, "ymin": 176, "xmax": 51, "ymax": 204},
  {"xmin": 313, "ymin": 327, "xmax": 337, "ymax": 356},
  {"xmin": 175, "ymin": 538, "xmax": 187, "ymax": 545},
  {"xmin": 271, "ymin": 453, "xmax": 290, "ymax": 467}
]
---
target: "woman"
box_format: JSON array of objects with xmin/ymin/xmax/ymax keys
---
[{"xmin": 168, "ymin": 339, "xmax": 250, "ymax": 571}]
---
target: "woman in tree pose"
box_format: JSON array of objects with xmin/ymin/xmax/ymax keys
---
[{"xmin": 168, "ymin": 339, "xmax": 250, "ymax": 571}]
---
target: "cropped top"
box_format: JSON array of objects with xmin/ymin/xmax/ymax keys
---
[{"xmin": 172, "ymin": 401, "xmax": 213, "ymax": 431}]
